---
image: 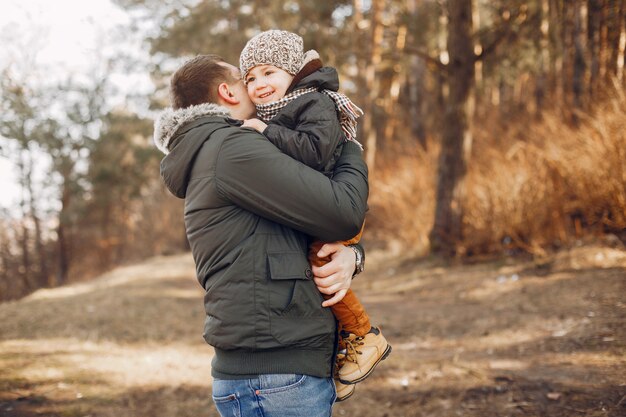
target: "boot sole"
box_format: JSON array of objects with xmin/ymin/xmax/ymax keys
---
[
  {"xmin": 339, "ymin": 344, "xmax": 392, "ymax": 385},
  {"xmin": 335, "ymin": 386, "xmax": 355, "ymax": 402},
  {"xmin": 335, "ymin": 387, "xmax": 356, "ymax": 403}
]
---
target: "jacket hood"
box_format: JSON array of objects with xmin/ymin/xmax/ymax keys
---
[
  {"xmin": 155, "ymin": 103, "xmax": 238, "ymax": 198},
  {"xmin": 153, "ymin": 102, "xmax": 231, "ymax": 154},
  {"xmin": 294, "ymin": 66, "xmax": 340, "ymax": 93}
]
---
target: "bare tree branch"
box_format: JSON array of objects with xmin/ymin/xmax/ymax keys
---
[
  {"xmin": 404, "ymin": 46, "xmax": 448, "ymax": 72},
  {"xmin": 474, "ymin": 6, "xmax": 529, "ymax": 62}
]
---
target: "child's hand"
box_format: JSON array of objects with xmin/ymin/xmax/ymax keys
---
[{"xmin": 242, "ymin": 118, "xmax": 268, "ymax": 133}]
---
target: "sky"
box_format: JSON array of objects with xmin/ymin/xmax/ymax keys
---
[
  {"xmin": 0, "ymin": 0, "xmax": 152, "ymax": 212},
  {"xmin": 0, "ymin": 0, "xmax": 131, "ymax": 74}
]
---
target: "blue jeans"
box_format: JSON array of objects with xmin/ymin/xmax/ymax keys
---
[{"xmin": 212, "ymin": 374, "xmax": 336, "ymax": 417}]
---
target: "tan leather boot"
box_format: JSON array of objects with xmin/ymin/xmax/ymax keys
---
[
  {"xmin": 334, "ymin": 351, "xmax": 356, "ymax": 401},
  {"xmin": 338, "ymin": 327, "xmax": 392, "ymax": 384},
  {"xmin": 335, "ymin": 378, "xmax": 356, "ymax": 402}
]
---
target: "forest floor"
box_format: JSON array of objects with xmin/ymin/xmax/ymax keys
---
[{"xmin": 1, "ymin": 240, "xmax": 625, "ymax": 417}]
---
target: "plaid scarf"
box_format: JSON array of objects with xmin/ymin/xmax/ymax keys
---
[{"xmin": 256, "ymin": 87, "xmax": 364, "ymax": 149}]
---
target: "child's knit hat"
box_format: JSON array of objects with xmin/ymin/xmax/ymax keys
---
[{"xmin": 240, "ymin": 30, "xmax": 318, "ymax": 80}]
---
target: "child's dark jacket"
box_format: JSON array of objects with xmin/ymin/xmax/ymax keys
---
[{"xmin": 262, "ymin": 66, "xmax": 345, "ymax": 175}]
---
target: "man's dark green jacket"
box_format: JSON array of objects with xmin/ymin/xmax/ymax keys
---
[{"xmin": 154, "ymin": 103, "xmax": 368, "ymax": 379}]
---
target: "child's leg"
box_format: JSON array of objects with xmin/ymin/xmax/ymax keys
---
[
  {"xmin": 331, "ymin": 288, "xmax": 391, "ymax": 385},
  {"xmin": 309, "ymin": 239, "xmax": 371, "ymax": 336},
  {"xmin": 310, "ymin": 230, "xmax": 391, "ymax": 385},
  {"xmin": 325, "ymin": 289, "xmax": 371, "ymax": 337}
]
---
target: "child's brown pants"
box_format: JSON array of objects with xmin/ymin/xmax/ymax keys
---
[{"xmin": 308, "ymin": 226, "xmax": 371, "ymax": 337}]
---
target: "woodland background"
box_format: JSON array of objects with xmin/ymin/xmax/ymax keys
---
[{"xmin": 1, "ymin": 0, "xmax": 625, "ymax": 301}]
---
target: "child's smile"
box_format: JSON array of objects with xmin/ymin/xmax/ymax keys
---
[{"xmin": 245, "ymin": 64, "xmax": 295, "ymax": 105}]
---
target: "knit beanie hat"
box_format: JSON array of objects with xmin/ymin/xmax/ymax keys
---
[{"xmin": 240, "ymin": 30, "xmax": 314, "ymax": 80}]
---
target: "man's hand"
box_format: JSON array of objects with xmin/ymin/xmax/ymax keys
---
[
  {"xmin": 312, "ymin": 242, "xmax": 356, "ymax": 307},
  {"xmin": 242, "ymin": 118, "xmax": 268, "ymax": 133}
]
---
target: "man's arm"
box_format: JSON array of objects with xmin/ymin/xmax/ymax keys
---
[{"xmin": 215, "ymin": 129, "xmax": 367, "ymax": 242}]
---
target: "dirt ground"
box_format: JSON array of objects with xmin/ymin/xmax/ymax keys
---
[{"xmin": 1, "ymin": 241, "xmax": 625, "ymax": 417}]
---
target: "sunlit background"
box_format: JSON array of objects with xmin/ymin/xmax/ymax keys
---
[
  {"xmin": 0, "ymin": 2, "xmax": 625, "ymax": 416},
  {"xmin": 1, "ymin": 0, "xmax": 153, "ymax": 210},
  {"xmin": 1, "ymin": 0, "xmax": 624, "ymax": 297}
]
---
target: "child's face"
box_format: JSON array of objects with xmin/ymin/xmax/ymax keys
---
[{"xmin": 245, "ymin": 64, "xmax": 294, "ymax": 105}]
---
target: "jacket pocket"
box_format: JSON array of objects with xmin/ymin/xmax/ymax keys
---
[
  {"xmin": 267, "ymin": 276, "xmax": 334, "ymax": 347},
  {"xmin": 267, "ymin": 251, "xmax": 313, "ymax": 280},
  {"xmin": 266, "ymin": 251, "xmax": 313, "ymax": 316},
  {"xmin": 266, "ymin": 251, "xmax": 333, "ymax": 346},
  {"xmin": 266, "ymin": 251, "xmax": 325, "ymax": 316}
]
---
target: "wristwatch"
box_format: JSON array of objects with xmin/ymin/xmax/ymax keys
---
[{"xmin": 349, "ymin": 245, "xmax": 365, "ymax": 277}]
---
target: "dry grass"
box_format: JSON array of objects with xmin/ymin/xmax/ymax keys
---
[
  {"xmin": 1, "ymin": 244, "xmax": 624, "ymax": 417},
  {"xmin": 367, "ymin": 141, "xmax": 438, "ymax": 255},
  {"xmin": 0, "ymin": 253, "xmax": 217, "ymax": 417},
  {"xmin": 368, "ymin": 91, "xmax": 626, "ymax": 256},
  {"xmin": 466, "ymin": 91, "xmax": 626, "ymax": 255}
]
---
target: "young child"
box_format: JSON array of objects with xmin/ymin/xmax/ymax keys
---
[{"xmin": 239, "ymin": 30, "xmax": 391, "ymax": 401}]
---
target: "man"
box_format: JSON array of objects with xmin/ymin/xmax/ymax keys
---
[{"xmin": 153, "ymin": 54, "xmax": 368, "ymax": 417}]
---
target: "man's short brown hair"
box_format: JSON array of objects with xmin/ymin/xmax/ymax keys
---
[{"xmin": 170, "ymin": 54, "xmax": 237, "ymax": 109}]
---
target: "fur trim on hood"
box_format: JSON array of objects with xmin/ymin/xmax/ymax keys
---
[{"xmin": 153, "ymin": 103, "xmax": 231, "ymax": 154}]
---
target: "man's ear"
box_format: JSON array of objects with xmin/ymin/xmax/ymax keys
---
[{"xmin": 218, "ymin": 82, "xmax": 239, "ymax": 105}]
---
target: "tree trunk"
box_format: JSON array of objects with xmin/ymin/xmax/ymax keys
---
[
  {"xmin": 429, "ymin": 0, "xmax": 475, "ymax": 255},
  {"xmin": 607, "ymin": 0, "xmax": 624, "ymax": 78},
  {"xmin": 617, "ymin": 0, "xmax": 626, "ymax": 86},
  {"xmin": 588, "ymin": 0, "xmax": 602, "ymax": 97},
  {"xmin": 25, "ymin": 150, "xmax": 49, "ymax": 288},
  {"xmin": 573, "ymin": 0, "xmax": 587, "ymax": 115},
  {"xmin": 56, "ymin": 180, "xmax": 71, "ymax": 285},
  {"xmin": 362, "ymin": 0, "xmax": 384, "ymax": 173},
  {"xmin": 536, "ymin": 0, "xmax": 551, "ymax": 115},
  {"xmin": 472, "ymin": 0, "xmax": 483, "ymax": 94},
  {"xmin": 407, "ymin": 0, "xmax": 428, "ymax": 148},
  {"xmin": 99, "ymin": 201, "xmax": 114, "ymax": 270},
  {"xmin": 550, "ymin": 0, "xmax": 564, "ymax": 103},
  {"xmin": 351, "ymin": 0, "xmax": 368, "ymax": 147},
  {"xmin": 383, "ymin": 25, "xmax": 407, "ymax": 146},
  {"xmin": 0, "ymin": 230, "xmax": 9, "ymax": 299},
  {"xmin": 19, "ymin": 220, "xmax": 32, "ymax": 289},
  {"xmin": 436, "ymin": 7, "xmax": 449, "ymax": 118},
  {"xmin": 409, "ymin": 55, "xmax": 428, "ymax": 148},
  {"xmin": 599, "ymin": 0, "xmax": 609, "ymax": 80},
  {"xmin": 562, "ymin": 0, "xmax": 576, "ymax": 108},
  {"xmin": 17, "ymin": 151, "xmax": 36, "ymax": 291}
]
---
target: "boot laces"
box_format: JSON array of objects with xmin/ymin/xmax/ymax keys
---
[
  {"xmin": 334, "ymin": 351, "xmax": 348, "ymax": 378},
  {"xmin": 344, "ymin": 335, "xmax": 365, "ymax": 365}
]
